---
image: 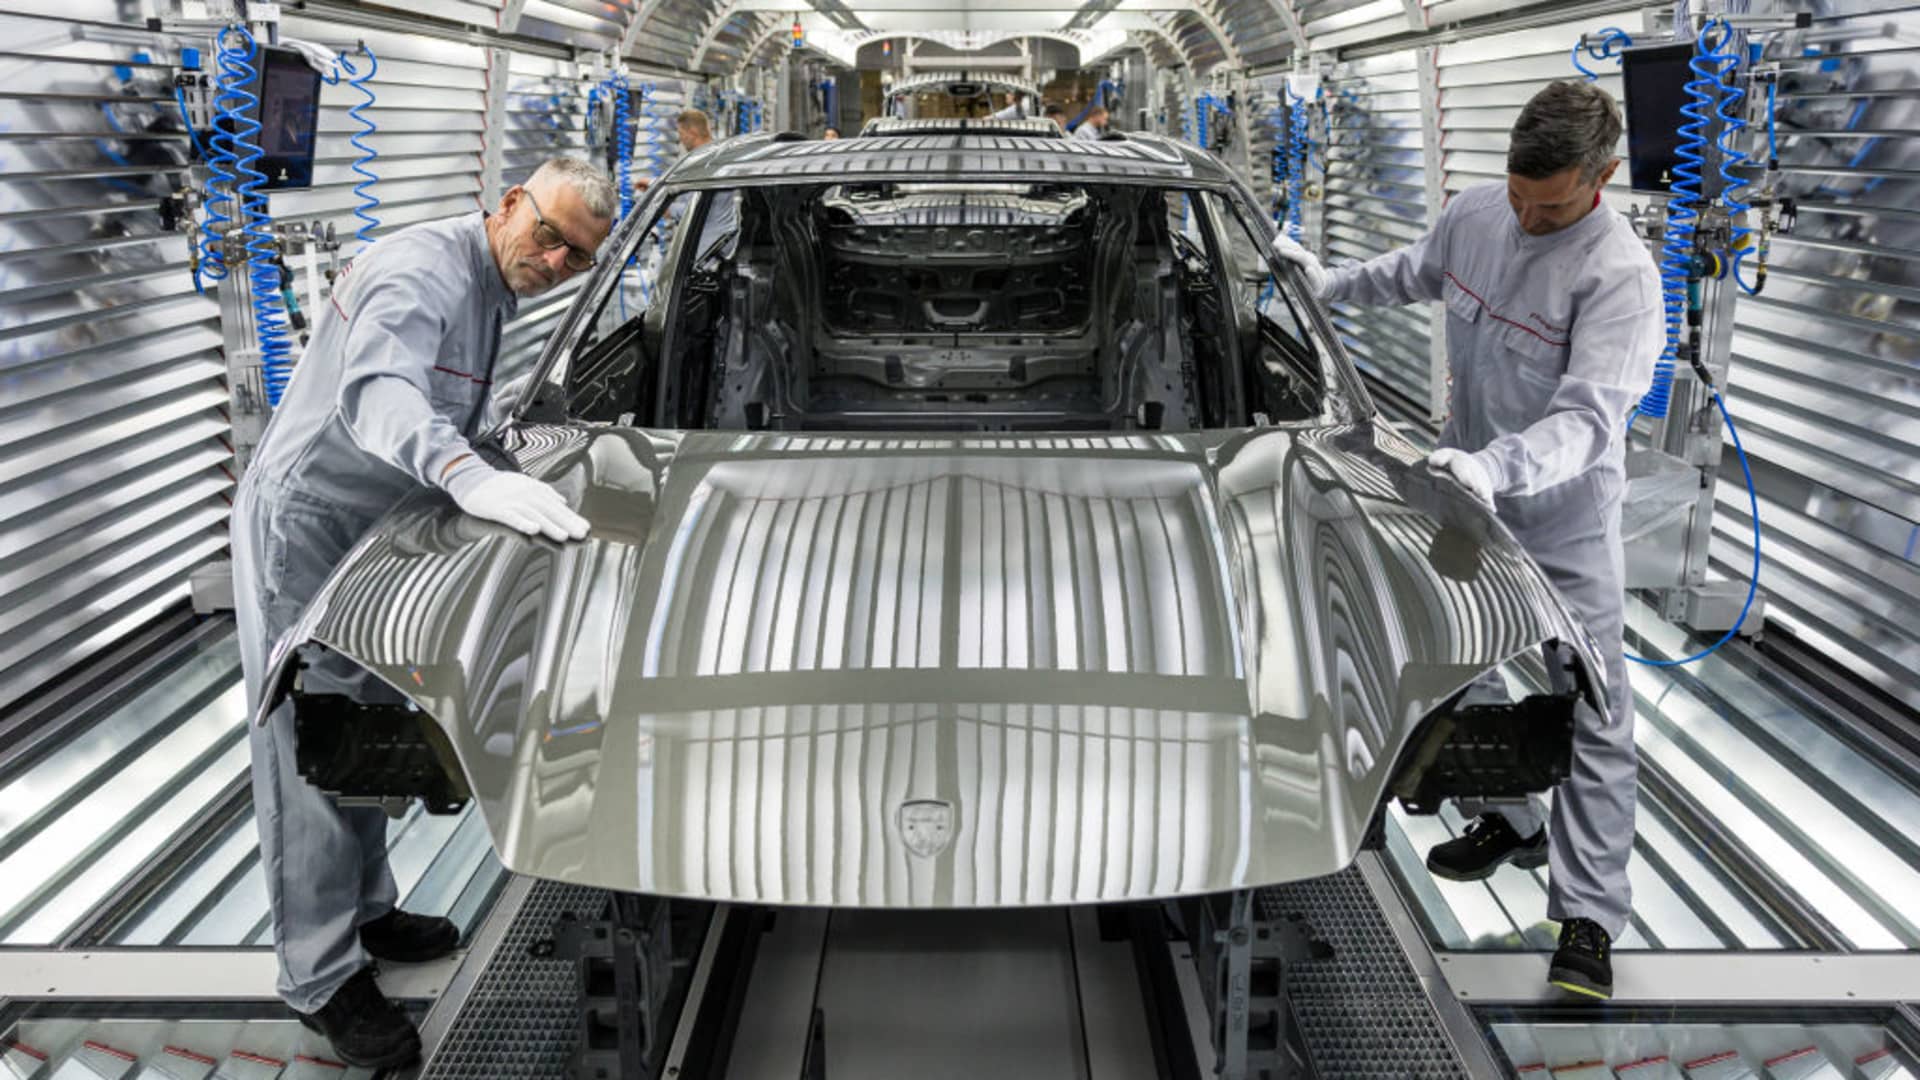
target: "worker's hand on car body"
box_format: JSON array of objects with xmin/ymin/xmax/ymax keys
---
[
  {"xmin": 1427, "ymin": 448, "xmax": 1496, "ymax": 509},
  {"xmin": 1270, "ymin": 232, "xmax": 1330, "ymax": 298},
  {"xmin": 444, "ymin": 467, "xmax": 590, "ymax": 542}
]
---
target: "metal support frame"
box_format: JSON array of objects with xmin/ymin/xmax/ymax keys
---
[
  {"xmin": 1660, "ymin": 258, "xmax": 1762, "ymax": 632},
  {"xmin": 1412, "ymin": 45, "xmax": 1449, "ymax": 425},
  {"xmin": 1355, "ymin": 854, "xmax": 1510, "ymax": 1076},
  {"xmin": 1624, "ymin": 62, "xmax": 1770, "ymax": 636},
  {"xmin": 497, "ymin": 0, "xmax": 530, "ymax": 34},
  {"xmin": 1263, "ymin": 0, "xmax": 1310, "ymax": 56},
  {"xmin": 620, "ymin": 0, "xmax": 666, "ymax": 57},
  {"xmin": 413, "ymin": 872, "xmax": 531, "ymax": 1063},
  {"xmin": 1177, "ymin": 890, "xmax": 1327, "ymax": 1080},
  {"xmin": 776, "ymin": 52, "xmax": 794, "ymax": 130},
  {"xmin": 1185, "ymin": 0, "xmax": 1243, "ymax": 69},
  {"xmin": 480, "ymin": 47, "xmax": 510, "ymax": 210},
  {"xmin": 1437, "ymin": 951, "xmax": 1920, "ymax": 1006},
  {"xmin": 1221, "ymin": 73, "xmax": 1256, "ymax": 191},
  {"xmin": 659, "ymin": 904, "xmax": 769, "ymax": 1079},
  {"xmin": 0, "ymin": 950, "xmax": 460, "ymax": 1001},
  {"xmin": 553, "ymin": 894, "xmax": 676, "ymax": 1080}
]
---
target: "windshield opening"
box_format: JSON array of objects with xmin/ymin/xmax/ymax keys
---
[{"xmin": 545, "ymin": 180, "xmax": 1347, "ymax": 434}]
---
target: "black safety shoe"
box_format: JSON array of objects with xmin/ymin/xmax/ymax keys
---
[
  {"xmin": 1549, "ymin": 918, "xmax": 1613, "ymax": 1000},
  {"xmin": 1425, "ymin": 815, "xmax": 1548, "ymax": 882},
  {"xmin": 296, "ymin": 966, "xmax": 421, "ymax": 1070},
  {"xmin": 360, "ymin": 909, "xmax": 459, "ymax": 964}
]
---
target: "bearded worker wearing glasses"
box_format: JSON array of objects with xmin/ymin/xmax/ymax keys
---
[{"xmin": 228, "ymin": 157, "xmax": 614, "ymax": 1069}]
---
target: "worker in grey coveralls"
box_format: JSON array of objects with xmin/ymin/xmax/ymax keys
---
[
  {"xmin": 648, "ymin": 108, "xmax": 736, "ymax": 259},
  {"xmin": 230, "ymin": 158, "xmax": 613, "ymax": 1067},
  {"xmin": 1273, "ymin": 80, "xmax": 1661, "ymax": 999},
  {"xmin": 1072, "ymin": 103, "xmax": 1110, "ymax": 139}
]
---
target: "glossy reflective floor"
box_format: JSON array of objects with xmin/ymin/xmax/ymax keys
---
[
  {"xmin": 1387, "ymin": 596, "xmax": 1920, "ymax": 954},
  {"xmin": 0, "ymin": 621, "xmax": 503, "ymax": 950},
  {"xmin": 0, "ymin": 1014, "xmax": 383, "ymax": 1079},
  {"xmin": 2, "ymin": 606, "xmax": 1918, "ymax": 1077},
  {"xmin": 1486, "ymin": 1020, "xmax": 1918, "ymax": 1078}
]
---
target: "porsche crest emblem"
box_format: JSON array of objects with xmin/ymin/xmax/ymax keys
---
[{"xmin": 897, "ymin": 799, "xmax": 955, "ymax": 859}]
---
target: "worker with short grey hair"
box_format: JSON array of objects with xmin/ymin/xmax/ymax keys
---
[
  {"xmin": 1272, "ymin": 79, "xmax": 1660, "ymax": 1000},
  {"xmin": 231, "ymin": 156, "xmax": 614, "ymax": 1068}
]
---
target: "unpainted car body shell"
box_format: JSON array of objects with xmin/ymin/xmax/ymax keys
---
[
  {"xmin": 260, "ymin": 422, "xmax": 1596, "ymax": 907},
  {"xmin": 259, "ymin": 132, "xmax": 1601, "ymax": 908}
]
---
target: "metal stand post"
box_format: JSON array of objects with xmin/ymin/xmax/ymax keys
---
[
  {"xmin": 553, "ymin": 894, "xmax": 676, "ymax": 1080},
  {"xmin": 1178, "ymin": 890, "xmax": 1329, "ymax": 1080}
]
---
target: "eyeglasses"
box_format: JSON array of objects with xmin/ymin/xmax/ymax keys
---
[{"xmin": 523, "ymin": 188, "xmax": 598, "ymax": 271}]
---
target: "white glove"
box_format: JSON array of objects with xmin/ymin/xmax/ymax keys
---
[
  {"xmin": 444, "ymin": 467, "xmax": 590, "ymax": 542},
  {"xmin": 1427, "ymin": 448, "xmax": 1496, "ymax": 508},
  {"xmin": 1270, "ymin": 231, "xmax": 1330, "ymax": 298}
]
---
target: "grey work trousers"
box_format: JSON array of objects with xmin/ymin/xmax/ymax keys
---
[
  {"xmin": 231, "ymin": 476, "xmax": 398, "ymax": 1013},
  {"xmin": 1457, "ymin": 490, "xmax": 1636, "ymax": 940}
]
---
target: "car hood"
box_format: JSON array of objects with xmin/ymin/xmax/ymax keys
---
[{"xmin": 265, "ymin": 422, "xmax": 1594, "ymax": 906}]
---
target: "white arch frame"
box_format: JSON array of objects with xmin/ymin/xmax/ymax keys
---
[
  {"xmin": 1153, "ymin": 2, "xmax": 1239, "ymax": 70},
  {"xmin": 621, "ymin": 0, "xmax": 1237, "ymax": 75},
  {"xmin": 739, "ymin": 18, "xmax": 862, "ymax": 69},
  {"xmin": 840, "ymin": 27, "xmax": 1186, "ymax": 69},
  {"xmin": 885, "ymin": 70, "xmax": 1043, "ymax": 99},
  {"xmin": 694, "ymin": 7, "xmax": 773, "ymax": 69}
]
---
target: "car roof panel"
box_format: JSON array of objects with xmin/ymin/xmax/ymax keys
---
[{"xmin": 667, "ymin": 131, "xmax": 1232, "ymax": 186}]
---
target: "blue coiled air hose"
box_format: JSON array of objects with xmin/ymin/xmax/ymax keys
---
[
  {"xmin": 599, "ymin": 72, "xmax": 639, "ymax": 318},
  {"xmin": 196, "ymin": 28, "xmax": 254, "ymax": 293},
  {"xmin": 602, "ymin": 71, "xmax": 634, "ymax": 220},
  {"xmin": 1703, "ymin": 26, "xmax": 1756, "ymax": 294},
  {"xmin": 212, "ymin": 26, "xmax": 297, "ymax": 407},
  {"xmin": 1286, "ymin": 84, "xmax": 1309, "ymax": 242},
  {"xmin": 1572, "ymin": 26, "xmax": 1633, "ymax": 80},
  {"xmin": 1625, "ymin": 17, "xmax": 1765, "ymax": 667},
  {"xmin": 1631, "ymin": 389, "xmax": 1763, "ymax": 667},
  {"xmin": 339, "ymin": 45, "xmax": 381, "ymax": 250},
  {"xmin": 1636, "ymin": 22, "xmax": 1724, "ymax": 423},
  {"xmin": 639, "ymin": 82, "xmax": 675, "ymax": 306}
]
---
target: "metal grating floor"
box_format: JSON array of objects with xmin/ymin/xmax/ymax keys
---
[
  {"xmin": 420, "ymin": 879, "xmax": 607, "ymax": 1080},
  {"xmin": 1260, "ymin": 868, "xmax": 1470, "ymax": 1080},
  {"xmin": 422, "ymin": 872, "xmax": 1464, "ymax": 1079}
]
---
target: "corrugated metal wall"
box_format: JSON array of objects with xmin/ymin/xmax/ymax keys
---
[
  {"xmin": 1322, "ymin": 49, "xmax": 1435, "ymax": 417},
  {"xmin": 1, "ymin": 7, "xmax": 229, "ymax": 713},
  {"xmin": 0, "ymin": 0, "xmax": 709, "ymax": 712},
  {"xmin": 1711, "ymin": 6, "xmax": 1918, "ymax": 706},
  {"xmin": 1311, "ymin": 1, "xmax": 1920, "ymax": 707},
  {"xmin": 497, "ymin": 50, "xmax": 592, "ymax": 375}
]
